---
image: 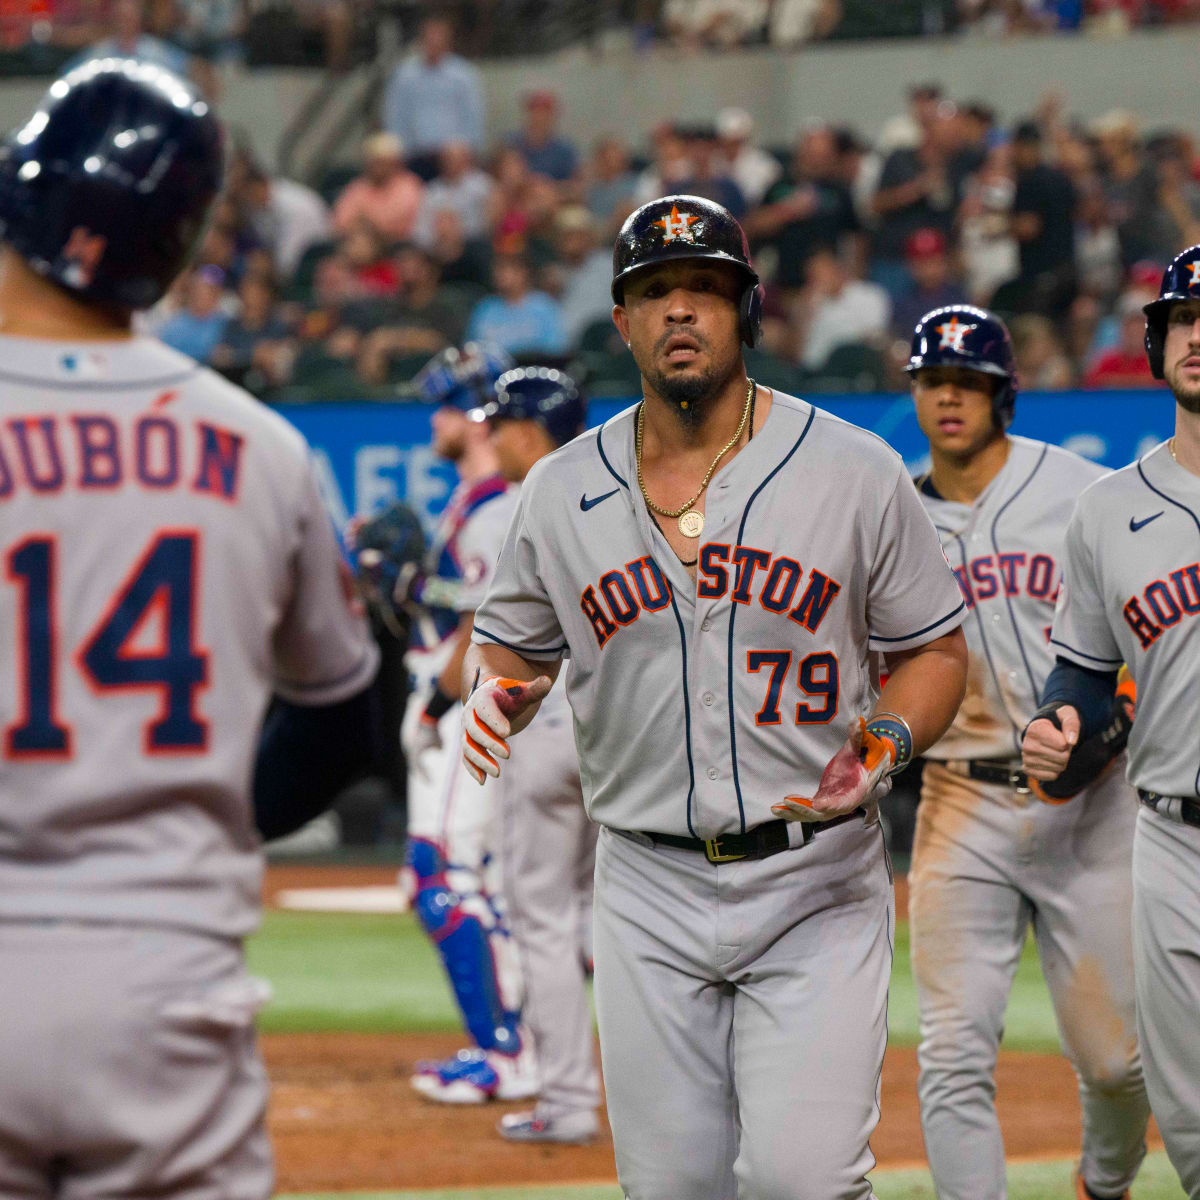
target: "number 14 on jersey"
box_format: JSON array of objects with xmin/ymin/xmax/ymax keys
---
[{"xmin": 5, "ymin": 531, "xmax": 208, "ymax": 760}]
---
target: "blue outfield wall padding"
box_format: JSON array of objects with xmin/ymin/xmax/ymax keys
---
[{"xmin": 275, "ymin": 388, "xmax": 1178, "ymax": 533}]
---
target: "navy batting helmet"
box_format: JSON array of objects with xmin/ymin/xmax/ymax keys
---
[
  {"xmin": 0, "ymin": 58, "xmax": 224, "ymax": 311},
  {"xmin": 413, "ymin": 342, "xmax": 514, "ymax": 409},
  {"xmin": 611, "ymin": 194, "xmax": 763, "ymax": 348},
  {"xmin": 1143, "ymin": 244, "xmax": 1200, "ymax": 379},
  {"xmin": 471, "ymin": 366, "xmax": 586, "ymax": 448},
  {"xmin": 906, "ymin": 304, "xmax": 1018, "ymax": 429}
]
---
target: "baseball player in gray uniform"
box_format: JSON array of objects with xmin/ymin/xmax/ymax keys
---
[
  {"xmin": 1024, "ymin": 245, "xmax": 1200, "ymax": 1200},
  {"xmin": 0, "ymin": 63, "xmax": 379, "ymax": 1198},
  {"xmin": 354, "ymin": 344, "xmax": 538, "ymax": 1105},
  {"xmin": 468, "ymin": 365, "xmax": 602, "ymax": 1145},
  {"xmin": 457, "ymin": 195, "xmax": 970, "ymax": 1200},
  {"xmin": 906, "ymin": 306, "xmax": 1149, "ymax": 1200}
]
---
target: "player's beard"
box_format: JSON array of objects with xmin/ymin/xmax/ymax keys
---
[
  {"xmin": 642, "ymin": 336, "xmax": 738, "ymax": 431},
  {"xmin": 1170, "ymin": 377, "xmax": 1200, "ymax": 414}
]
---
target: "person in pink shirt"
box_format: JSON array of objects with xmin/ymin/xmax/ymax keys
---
[{"xmin": 333, "ymin": 132, "xmax": 425, "ymax": 243}]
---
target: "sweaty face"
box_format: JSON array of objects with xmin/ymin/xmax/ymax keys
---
[
  {"xmin": 1162, "ymin": 300, "xmax": 1200, "ymax": 414},
  {"xmin": 431, "ymin": 406, "xmax": 469, "ymax": 461},
  {"xmin": 912, "ymin": 365, "xmax": 1003, "ymax": 457},
  {"xmin": 615, "ymin": 260, "xmax": 744, "ymax": 422}
]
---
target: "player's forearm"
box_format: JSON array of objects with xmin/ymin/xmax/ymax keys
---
[
  {"xmin": 461, "ymin": 641, "xmax": 560, "ymax": 736},
  {"xmin": 878, "ymin": 628, "xmax": 968, "ymax": 756},
  {"xmin": 1038, "ymin": 656, "xmax": 1117, "ymax": 740},
  {"xmin": 436, "ymin": 613, "xmax": 475, "ymax": 702}
]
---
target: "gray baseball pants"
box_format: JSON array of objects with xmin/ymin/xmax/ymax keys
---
[
  {"xmin": 0, "ymin": 921, "xmax": 271, "ymax": 1199},
  {"xmin": 593, "ymin": 819, "xmax": 893, "ymax": 1200},
  {"xmin": 498, "ymin": 707, "xmax": 600, "ymax": 1119},
  {"xmin": 911, "ymin": 762, "xmax": 1148, "ymax": 1200},
  {"xmin": 1132, "ymin": 804, "xmax": 1200, "ymax": 1199}
]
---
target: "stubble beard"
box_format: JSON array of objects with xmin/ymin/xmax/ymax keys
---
[{"xmin": 1170, "ymin": 376, "xmax": 1200, "ymax": 415}]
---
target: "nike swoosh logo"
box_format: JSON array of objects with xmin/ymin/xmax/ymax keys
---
[
  {"xmin": 1130, "ymin": 512, "xmax": 1164, "ymax": 532},
  {"xmin": 580, "ymin": 488, "xmax": 620, "ymax": 512}
]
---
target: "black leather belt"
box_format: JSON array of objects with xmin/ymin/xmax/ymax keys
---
[
  {"xmin": 1138, "ymin": 789, "xmax": 1200, "ymax": 828},
  {"xmin": 642, "ymin": 810, "xmax": 865, "ymax": 864},
  {"xmin": 967, "ymin": 760, "xmax": 1030, "ymax": 791}
]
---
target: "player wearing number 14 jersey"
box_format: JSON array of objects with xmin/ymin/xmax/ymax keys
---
[{"xmin": 0, "ymin": 63, "xmax": 378, "ymax": 1198}]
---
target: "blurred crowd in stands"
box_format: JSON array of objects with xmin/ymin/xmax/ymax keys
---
[
  {"xmin": 21, "ymin": 3, "xmax": 1197, "ymax": 397},
  {"xmin": 130, "ymin": 11, "xmax": 1198, "ymax": 399}
]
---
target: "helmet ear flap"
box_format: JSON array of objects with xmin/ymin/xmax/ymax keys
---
[
  {"xmin": 740, "ymin": 282, "xmax": 763, "ymax": 348},
  {"xmin": 1145, "ymin": 318, "xmax": 1166, "ymax": 380}
]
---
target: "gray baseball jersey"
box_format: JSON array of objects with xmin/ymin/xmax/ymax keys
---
[
  {"xmin": 474, "ymin": 391, "xmax": 966, "ymax": 838},
  {"xmin": 1050, "ymin": 438, "xmax": 1200, "ymax": 1196},
  {"xmin": 1052, "ymin": 440, "xmax": 1200, "ymax": 797},
  {"xmin": 918, "ymin": 436, "xmax": 1106, "ymax": 762},
  {"xmin": 473, "ymin": 389, "xmax": 965, "ymax": 1197},
  {"xmin": 0, "ymin": 335, "xmax": 380, "ymax": 938},
  {"xmin": 0, "ymin": 332, "xmax": 377, "ymax": 1200},
  {"xmin": 913, "ymin": 436, "xmax": 1147, "ymax": 1200}
]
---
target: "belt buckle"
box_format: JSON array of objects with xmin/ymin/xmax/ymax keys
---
[
  {"xmin": 1009, "ymin": 768, "xmax": 1031, "ymax": 795},
  {"xmin": 704, "ymin": 837, "xmax": 746, "ymax": 864}
]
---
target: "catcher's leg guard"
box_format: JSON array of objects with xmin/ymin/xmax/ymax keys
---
[{"xmin": 406, "ymin": 837, "xmax": 524, "ymax": 1054}]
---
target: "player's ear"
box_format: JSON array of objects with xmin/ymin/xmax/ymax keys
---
[{"xmin": 612, "ymin": 304, "xmax": 630, "ymax": 347}]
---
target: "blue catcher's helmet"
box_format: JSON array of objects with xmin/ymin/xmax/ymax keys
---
[
  {"xmin": 906, "ymin": 304, "xmax": 1018, "ymax": 429},
  {"xmin": 0, "ymin": 58, "xmax": 224, "ymax": 311},
  {"xmin": 471, "ymin": 366, "xmax": 586, "ymax": 448},
  {"xmin": 1143, "ymin": 244, "xmax": 1200, "ymax": 379},
  {"xmin": 412, "ymin": 342, "xmax": 514, "ymax": 410}
]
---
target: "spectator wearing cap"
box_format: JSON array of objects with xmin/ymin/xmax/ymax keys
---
[
  {"xmin": 333, "ymin": 133, "xmax": 425, "ymax": 243},
  {"xmin": 416, "ymin": 141, "xmax": 494, "ymax": 244},
  {"xmin": 1001, "ymin": 119, "xmax": 1077, "ymax": 316},
  {"xmin": 715, "ymin": 107, "xmax": 781, "ymax": 208},
  {"xmin": 159, "ymin": 266, "xmax": 231, "ymax": 364},
  {"xmin": 746, "ymin": 123, "xmax": 863, "ymax": 292},
  {"xmin": 466, "ymin": 255, "xmax": 568, "ymax": 357},
  {"xmin": 507, "ymin": 90, "xmax": 580, "ymax": 184},
  {"xmin": 543, "ymin": 205, "xmax": 612, "ymax": 344},
  {"xmin": 1082, "ymin": 293, "xmax": 1156, "ymax": 388},
  {"xmin": 891, "ymin": 229, "xmax": 969, "ymax": 338},
  {"xmin": 383, "ymin": 14, "xmax": 485, "ymax": 179},
  {"xmin": 792, "ymin": 247, "xmax": 890, "ymax": 371}
]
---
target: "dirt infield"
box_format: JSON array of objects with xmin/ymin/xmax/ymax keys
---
[
  {"xmin": 261, "ymin": 865, "xmax": 1159, "ymax": 1192},
  {"xmin": 264, "ymin": 1032, "xmax": 1162, "ymax": 1193}
]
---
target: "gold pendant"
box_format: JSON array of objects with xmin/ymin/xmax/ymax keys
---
[{"xmin": 678, "ymin": 510, "xmax": 704, "ymax": 538}]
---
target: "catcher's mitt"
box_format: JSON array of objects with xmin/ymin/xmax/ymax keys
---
[{"xmin": 1027, "ymin": 689, "xmax": 1134, "ymax": 804}]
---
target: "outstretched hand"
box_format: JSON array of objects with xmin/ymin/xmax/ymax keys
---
[
  {"xmin": 772, "ymin": 717, "xmax": 895, "ymax": 823},
  {"xmin": 461, "ymin": 675, "xmax": 553, "ymax": 785}
]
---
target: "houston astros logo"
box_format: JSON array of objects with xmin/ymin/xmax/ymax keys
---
[
  {"xmin": 654, "ymin": 204, "xmax": 700, "ymax": 244},
  {"xmin": 935, "ymin": 317, "xmax": 975, "ymax": 351},
  {"xmin": 1189, "ymin": 262, "xmax": 1200, "ymax": 287}
]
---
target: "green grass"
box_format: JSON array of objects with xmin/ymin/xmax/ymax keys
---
[
  {"xmin": 248, "ymin": 910, "xmax": 1063, "ymax": 1051},
  {"xmin": 248, "ymin": 912, "xmax": 459, "ymax": 1034},
  {"xmin": 278, "ymin": 1150, "xmax": 1186, "ymax": 1199}
]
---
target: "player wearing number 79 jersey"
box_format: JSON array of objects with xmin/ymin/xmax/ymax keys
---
[{"xmin": 0, "ymin": 63, "xmax": 378, "ymax": 1199}]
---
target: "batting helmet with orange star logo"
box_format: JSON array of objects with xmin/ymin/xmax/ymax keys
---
[
  {"xmin": 610, "ymin": 194, "xmax": 763, "ymax": 347},
  {"xmin": 906, "ymin": 304, "xmax": 1018, "ymax": 429}
]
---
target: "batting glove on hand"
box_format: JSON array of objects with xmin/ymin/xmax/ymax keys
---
[
  {"xmin": 462, "ymin": 675, "xmax": 552, "ymax": 785},
  {"xmin": 1020, "ymin": 705, "xmax": 1080, "ymax": 781},
  {"xmin": 772, "ymin": 717, "xmax": 897, "ymax": 823}
]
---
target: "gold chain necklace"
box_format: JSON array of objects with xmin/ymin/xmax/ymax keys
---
[
  {"xmin": 1170, "ymin": 436, "xmax": 1179, "ymax": 461},
  {"xmin": 636, "ymin": 379, "xmax": 755, "ymax": 539}
]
